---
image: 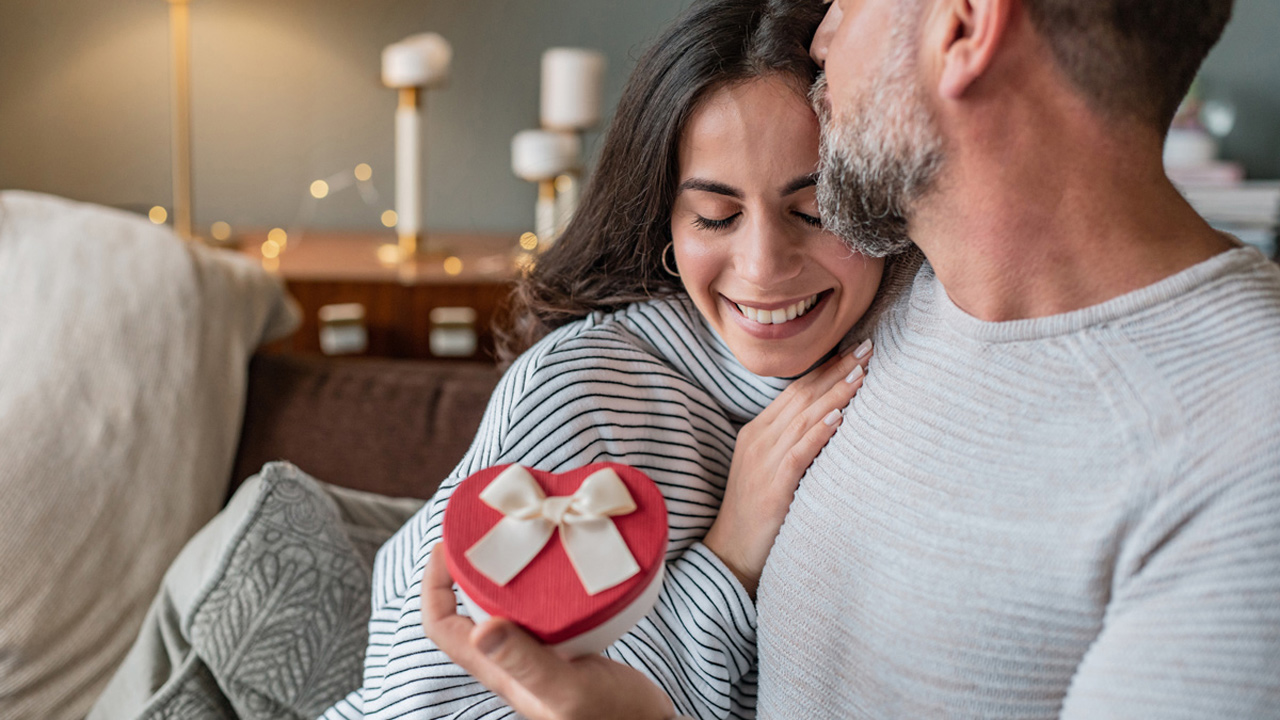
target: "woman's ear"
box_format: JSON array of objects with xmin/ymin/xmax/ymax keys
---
[{"xmin": 934, "ymin": 0, "xmax": 1012, "ymax": 100}]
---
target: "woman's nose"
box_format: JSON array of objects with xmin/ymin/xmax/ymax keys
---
[{"xmin": 736, "ymin": 218, "xmax": 803, "ymax": 287}]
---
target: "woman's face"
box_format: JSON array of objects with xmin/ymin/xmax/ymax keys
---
[{"xmin": 671, "ymin": 75, "xmax": 885, "ymax": 378}]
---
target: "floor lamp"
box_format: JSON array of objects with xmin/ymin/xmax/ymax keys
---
[{"xmin": 167, "ymin": 0, "xmax": 194, "ymax": 241}]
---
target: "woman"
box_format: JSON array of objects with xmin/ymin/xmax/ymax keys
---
[{"xmin": 324, "ymin": 0, "xmax": 891, "ymax": 717}]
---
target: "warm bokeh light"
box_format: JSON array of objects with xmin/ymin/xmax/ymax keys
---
[
  {"xmin": 443, "ymin": 256, "xmax": 464, "ymax": 276},
  {"xmin": 355, "ymin": 163, "xmax": 373, "ymax": 182},
  {"xmin": 519, "ymin": 232, "xmax": 539, "ymax": 251},
  {"xmin": 267, "ymin": 227, "xmax": 288, "ymax": 248},
  {"xmin": 515, "ymin": 253, "xmax": 536, "ymax": 275},
  {"xmin": 261, "ymin": 240, "xmax": 281, "ymax": 259},
  {"xmin": 310, "ymin": 180, "xmax": 330, "ymax": 199},
  {"xmin": 376, "ymin": 244, "xmax": 400, "ymax": 265},
  {"xmin": 555, "ymin": 174, "xmax": 574, "ymax": 193},
  {"xmin": 210, "ymin": 221, "xmax": 232, "ymax": 241},
  {"xmin": 149, "ymin": 206, "xmax": 168, "ymax": 224},
  {"xmin": 262, "ymin": 256, "xmax": 280, "ymax": 273},
  {"xmin": 381, "ymin": 210, "xmax": 398, "ymax": 228}
]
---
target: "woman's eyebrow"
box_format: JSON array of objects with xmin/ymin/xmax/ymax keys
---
[
  {"xmin": 781, "ymin": 173, "xmax": 818, "ymax": 196},
  {"xmin": 677, "ymin": 178, "xmax": 743, "ymax": 199}
]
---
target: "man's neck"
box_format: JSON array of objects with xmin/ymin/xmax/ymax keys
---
[{"xmin": 911, "ymin": 104, "xmax": 1233, "ymax": 323}]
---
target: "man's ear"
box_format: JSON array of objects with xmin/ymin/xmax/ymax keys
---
[{"xmin": 934, "ymin": 0, "xmax": 1012, "ymax": 100}]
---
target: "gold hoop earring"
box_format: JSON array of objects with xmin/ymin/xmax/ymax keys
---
[{"xmin": 661, "ymin": 241, "xmax": 680, "ymax": 278}]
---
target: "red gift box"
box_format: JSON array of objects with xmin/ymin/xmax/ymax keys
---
[{"xmin": 442, "ymin": 462, "xmax": 669, "ymax": 657}]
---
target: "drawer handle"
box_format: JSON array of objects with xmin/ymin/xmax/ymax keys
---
[
  {"xmin": 430, "ymin": 306, "xmax": 478, "ymax": 357},
  {"xmin": 318, "ymin": 303, "xmax": 368, "ymax": 355}
]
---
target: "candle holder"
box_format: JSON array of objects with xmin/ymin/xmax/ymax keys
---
[
  {"xmin": 382, "ymin": 33, "xmax": 452, "ymax": 261},
  {"xmin": 511, "ymin": 48, "xmax": 606, "ymax": 250},
  {"xmin": 512, "ymin": 130, "xmax": 582, "ymax": 245}
]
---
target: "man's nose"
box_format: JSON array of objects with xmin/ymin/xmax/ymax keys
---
[{"xmin": 811, "ymin": 2, "xmax": 841, "ymax": 68}]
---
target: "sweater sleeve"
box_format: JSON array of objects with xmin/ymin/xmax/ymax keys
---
[
  {"xmin": 324, "ymin": 328, "xmax": 760, "ymax": 720},
  {"xmin": 1059, "ymin": 454, "xmax": 1280, "ymax": 719}
]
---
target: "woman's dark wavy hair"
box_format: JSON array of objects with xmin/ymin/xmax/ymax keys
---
[{"xmin": 496, "ymin": 0, "xmax": 828, "ymax": 364}]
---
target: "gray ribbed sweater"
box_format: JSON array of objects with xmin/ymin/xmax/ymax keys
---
[{"xmin": 757, "ymin": 246, "xmax": 1280, "ymax": 718}]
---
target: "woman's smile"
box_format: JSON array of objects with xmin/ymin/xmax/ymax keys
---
[
  {"xmin": 670, "ymin": 75, "xmax": 884, "ymax": 377},
  {"xmin": 721, "ymin": 290, "xmax": 833, "ymax": 341},
  {"xmin": 728, "ymin": 292, "xmax": 824, "ymax": 325}
]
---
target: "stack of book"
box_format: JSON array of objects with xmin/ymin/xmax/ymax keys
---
[{"xmin": 1176, "ymin": 181, "xmax": 1280, "ymax": 260}]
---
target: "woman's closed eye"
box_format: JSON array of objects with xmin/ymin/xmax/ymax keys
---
[
  {"xmin": 693, "ymin": 213, "xmax": 741, "ymax": 231},
  {"xmin": 793, "ymin": 210, "xmax": 823, "ymax": 228}
]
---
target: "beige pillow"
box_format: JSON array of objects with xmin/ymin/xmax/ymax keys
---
[{"xmin": 0, "ymin": 191, "xmax": 299, "ymax": 720}]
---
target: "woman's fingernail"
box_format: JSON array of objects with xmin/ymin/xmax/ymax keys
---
[
  {"xmin": 823, "ymin": 409, "xmax": 842, "ymax": 426},
  {"xmin": 854, "ymin": 339, "xmax": 873, "ymax": 359},
  {"xmin": 846, "ymin": 365, "xmax": 863, "ymax": 383}
]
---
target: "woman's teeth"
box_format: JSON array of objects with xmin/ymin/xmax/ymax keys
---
[{"xmin": 735, "ymin": 294, "xmax": 820, "ymax": 325}]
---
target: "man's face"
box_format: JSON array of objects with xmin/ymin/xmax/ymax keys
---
[{"xmin": 809, "ymin": 0, "xmax": 945, "ymax": 258}]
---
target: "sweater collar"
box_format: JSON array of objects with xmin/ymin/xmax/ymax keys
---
[{"xmin": 917, "ymin": 245, "xmax": 1265, "ymax": 343}]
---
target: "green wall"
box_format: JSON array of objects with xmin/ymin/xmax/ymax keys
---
[
  {"xmin": 0, "ymin": 0, "xmax": 1275, "ymax": 235},
  {"xmin": 1198, "ymin": 0, "xmax": 1280, "ymax": 180},
  {"xmin": 0, "ymin": 0, "xmax": 687, "ymax": 235}
]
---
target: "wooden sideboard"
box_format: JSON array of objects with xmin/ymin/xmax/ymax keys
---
[{"xmin": 237, "ymin": 232, "xmax": 522, "ymax": 362}]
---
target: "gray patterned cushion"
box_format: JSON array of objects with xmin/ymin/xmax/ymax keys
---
[{"xmin": 138, "ymin": 462, "xmax": 407, "ymax": 719}]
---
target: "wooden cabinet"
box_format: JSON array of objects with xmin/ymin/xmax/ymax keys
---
[{"xmin": 238, "ymin": 232, "xmax": 520, "ymax": 362}]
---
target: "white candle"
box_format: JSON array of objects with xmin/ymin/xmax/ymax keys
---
[
  {"xmin": 540, "ymin": 48, "xmax": 606, "ymax": 131},
  {"xmin": 382, "ymin": 33, "xmax": 452, "ymax": 89},
  {"xmin": 511, "ymin": 129, "xmax": 582, "ymax": 181},
  {"xmin": 396, "ymin": 89, "xmax": 422, "ymax": 241}
]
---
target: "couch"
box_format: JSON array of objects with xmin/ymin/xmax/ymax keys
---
[
  {"xmin": 229, "ymin": 353, "xmax": 500, "ymax": 501},
  {"xmin": 0, "ymin": 190, "xmax": 501, "ymax": 719}
]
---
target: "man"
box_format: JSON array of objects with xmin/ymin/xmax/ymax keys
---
[{"xmin": 423, "ymin": 0, "xmax": 1280, "ymax": 717}]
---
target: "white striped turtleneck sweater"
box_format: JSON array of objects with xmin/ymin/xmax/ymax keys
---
[
  {"xmin": 758, "ymin": 245, "xmax": 1280, "ymax": 718},
  {"xmin": 322, "ymin": 294, "xmax": 792, "ymax": 719}
]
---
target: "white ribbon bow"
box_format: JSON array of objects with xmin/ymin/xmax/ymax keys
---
[{"xmin": 464, "ymin": 465, "xmax": 642, "ymax": 595}]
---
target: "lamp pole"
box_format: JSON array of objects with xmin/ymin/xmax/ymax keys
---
[{"xmin": 167, "ymin": 0, "xmax": 194, "ymax": 241}]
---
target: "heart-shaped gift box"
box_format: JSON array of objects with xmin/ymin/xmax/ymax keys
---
[{"xmin": 442, "ymin": 462, "xmax": 668, "ymax": 658}]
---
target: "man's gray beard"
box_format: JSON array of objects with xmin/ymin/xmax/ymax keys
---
[{"xmin": 811, "ymin": 34, "xmax": 945, "ymax": 258}]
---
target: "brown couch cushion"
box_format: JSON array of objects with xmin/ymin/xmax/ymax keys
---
[{"xmin": 230, "ymin": 354, "xmax": 501, "ymax": 500}]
